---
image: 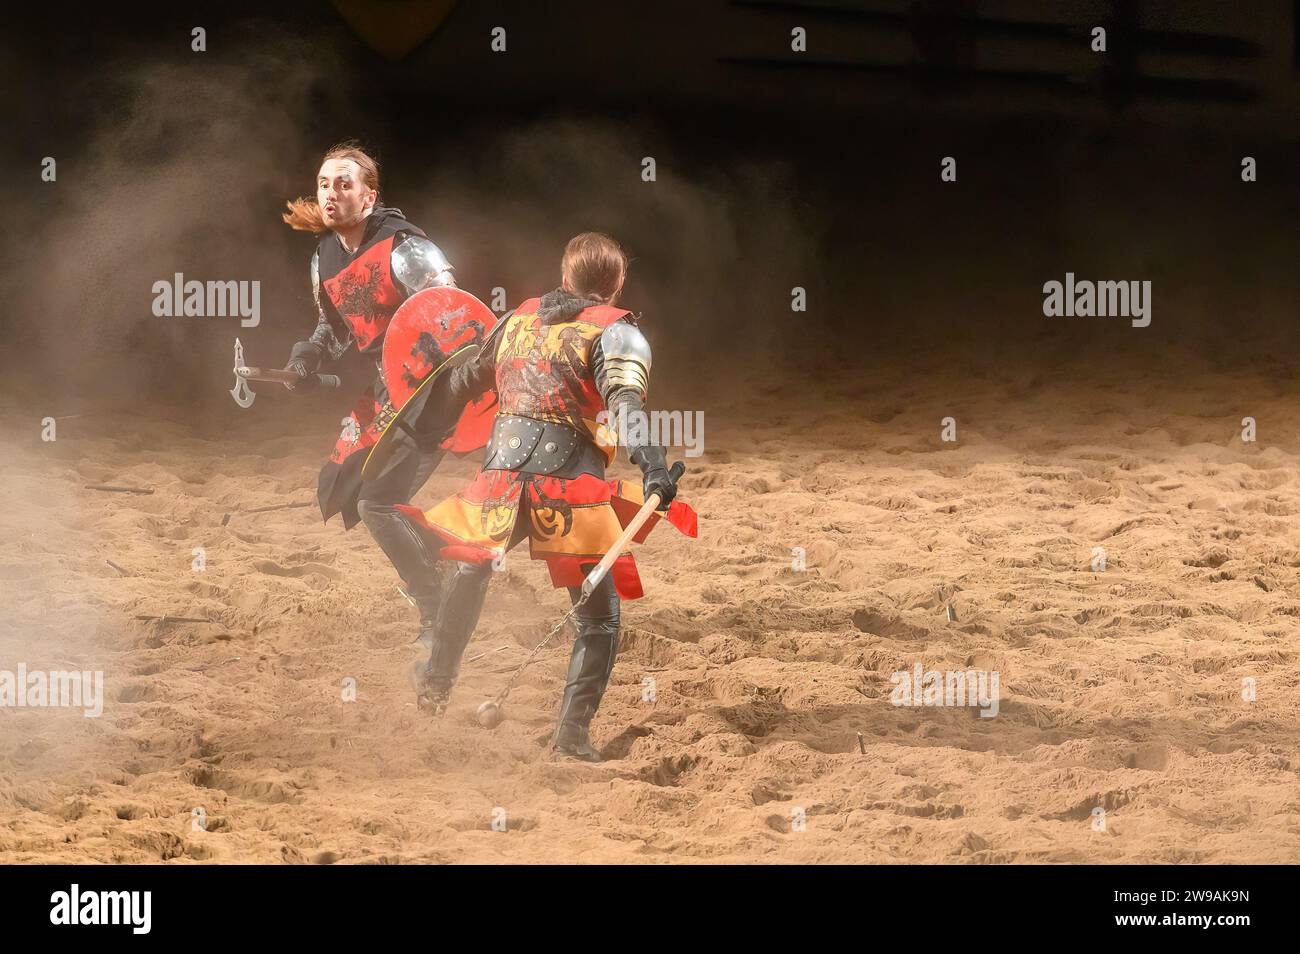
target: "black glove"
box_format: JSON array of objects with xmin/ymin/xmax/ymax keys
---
[
  {"xmin": 629, "ymin": 445, "xmax": 684, "ymax": 511},
  {"xmin": 284, "ymin": 341, "xmax": 322, "ymax": 391}
]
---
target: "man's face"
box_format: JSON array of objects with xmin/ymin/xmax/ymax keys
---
[{"xmin": 316, "ymin": 158, "xmax": 375, "ymax": 230}]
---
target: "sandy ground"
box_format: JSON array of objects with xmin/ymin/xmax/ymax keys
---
[{"xmin": 2, "ymin": 351, "xmax": 1299, "ymax": 864}]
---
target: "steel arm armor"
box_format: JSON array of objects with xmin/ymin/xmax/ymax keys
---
[
  {"xmin": 595, "ymin": 321, "xmax": 651, "ymax": 404},
  {"xmin": 391, "ymin": 235, "xmax": 456, "ymax": 296},
  {"xmin": 594, "ymin": 320, "xmax": 654, "ymax": 462}
]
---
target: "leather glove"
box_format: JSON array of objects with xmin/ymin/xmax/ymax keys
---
[
  {"xmin": 284, "ymin": 340, "xmax": 322, "ymax": 391},
  {"xmin": 629, "ymin": 445, "xmax": 683, "ymax": 511}
]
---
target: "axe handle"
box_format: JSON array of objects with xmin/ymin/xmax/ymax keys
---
[
  {"xmin": 580, "ymin": 461, "xmax": 686, "ymax": 599},
  {"xmin": 236, "ymin": 367, "xmax": 342, "ymax": 389}
]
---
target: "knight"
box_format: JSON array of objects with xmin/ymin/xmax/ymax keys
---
[
  {"xmin": 280, "ymin": 140, "xmax": 491, "ymax": 656},
  {"xmin": 398, "ymin": 232, "xmax": 698, "ymax": 760}
]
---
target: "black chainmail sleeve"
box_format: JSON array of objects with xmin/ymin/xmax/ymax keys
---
[
  {"xmin": 308, "ymin": 303, "xmax": 353, "ymax": 362},
  {"xmin": 445, "ymin": 311, "xmax": 511, "ymax": 408}
]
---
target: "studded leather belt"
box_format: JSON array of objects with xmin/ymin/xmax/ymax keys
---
[{"xmin": 482, "ymin": 415, "xmax": 605, "ymax": 477}]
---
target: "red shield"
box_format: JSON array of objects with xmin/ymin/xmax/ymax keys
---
[
  {"xmin": 382, "ymin": 287, "xmax": 499, "ymax": 454},
  {"xmin": 384, "ymin": 288, "xmax": 495, "ymax": 406}
]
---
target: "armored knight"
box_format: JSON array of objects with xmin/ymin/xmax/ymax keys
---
[
  {"xmin": 281, "ymin": 141, "xmax": 491, "ymax": 657},
  {"xmin": 398, "ymin": 232, "xmax": 697, "ymax": 760}
]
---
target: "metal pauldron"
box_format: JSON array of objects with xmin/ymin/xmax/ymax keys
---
[
  {"xmin": 391, "ymin": 236, "xmax": 455, "ymax": 293},
  {"xmin": 598, "ymin": 322, "xmax": 651, "ymax": 400},
  {"xmin": 483, "ymin": 415, "xmax": 586, "ymax": 475}
]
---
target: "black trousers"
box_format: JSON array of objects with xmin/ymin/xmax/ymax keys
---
[{"xmin": 355, "ymin": 416, "xmax": 445, "ymax": 604}]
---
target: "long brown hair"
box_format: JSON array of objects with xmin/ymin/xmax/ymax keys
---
[
  {"xmin": 282, "ymin": 140, "xmax": 381, "ymax": 234},
  {"xmin": 561, "ymin": 232, "xmax": 628, "ymax": 303}
]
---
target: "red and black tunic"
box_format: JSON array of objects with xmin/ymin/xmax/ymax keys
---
[{"xmin": 311, "ymin": 208, "xmax": 429, "ymax": 528}]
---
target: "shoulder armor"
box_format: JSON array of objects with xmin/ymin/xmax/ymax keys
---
[
  {"xmin": 310, "ymin": 249, "xmax": 322, "ymax": 313},
  {"xmin": 391, "ymin": 235, "xmax": 455, "ymax": 294},
  {"xmin": 598, "ymin": 320, "xmax": 651, "ymax": 400}
]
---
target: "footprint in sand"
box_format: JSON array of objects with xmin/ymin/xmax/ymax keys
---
[
  {"xmin": 851, "ymin": 609, "xmax": 930, "ymax": 641},
  {"xmin": 1124, "ymin": 744, "xmax": 1169, "ymax": 772},
  {"xmin": 251, "ymin": 559, "xmax": 342, "ymax": 580}
]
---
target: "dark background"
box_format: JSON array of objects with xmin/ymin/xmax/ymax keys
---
[{"xmin": 3, "ymin": 0, "xmax": 1299, "ymax": 434}]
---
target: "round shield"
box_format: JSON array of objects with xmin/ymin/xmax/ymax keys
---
[
  {"xmin": 383, "ymin": 287, "xmax": 497, "ymax": 410},
  {"xmin": 361, "ymin": 343, "xmax": 481, "ymax": 481}
]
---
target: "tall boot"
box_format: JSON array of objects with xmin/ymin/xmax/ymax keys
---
[
  {"xmin": 357, "ymin": 497, "xmax": 442, "ymax": 610},
  {"xmin": 416, "ymin": 561, "xmax": 492, "ymax": 714},
  {"xmin": 551, "ymin": 571, "xmax": 620, "ymax": 761}
]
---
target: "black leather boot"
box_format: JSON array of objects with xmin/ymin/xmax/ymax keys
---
[
  {"xmin": 416, "ymin": 561, "xmax": 492, "ymax": 714},
  {"xmin": 551, "ymin": 570, "xmax": 620, "ymax": 761},
  {"xmin": 357, "ymin": 496, "xmax": 442, "ymax": 612},
  {"xmin": 413, "ymin": 591, "xmax": 448, "ymax": 712}
]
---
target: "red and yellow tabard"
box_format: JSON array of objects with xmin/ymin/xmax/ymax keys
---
[{"xmin": 398, "ymin": 297, "xmax": 697, "ymax": 598}]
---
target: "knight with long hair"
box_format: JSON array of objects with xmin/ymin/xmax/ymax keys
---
[{"xmin": 281, "ymin": 141, "xmax": 490, "ymax": 657}]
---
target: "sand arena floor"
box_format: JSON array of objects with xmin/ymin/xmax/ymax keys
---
[{"xmin": 2, "ymin": 353, "xmax": 1298, "ymax": 863}]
